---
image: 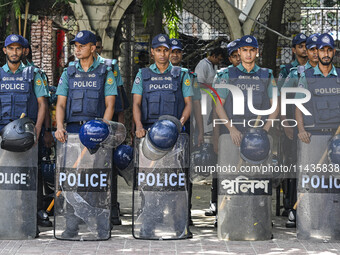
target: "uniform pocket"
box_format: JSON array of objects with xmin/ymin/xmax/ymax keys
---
[
  {"xmin": 71, "ymin": 90, "xmax": 84, "ymax": 114},
  {"xmin": 316, "ymin": 101, "xmax": 329, "ymax": 121},
  {"xmin": 163, "ymin": 93, "xmax": 176, "ymax": 115},
  {"xmin": 148, "ymin": 94, "xmax": 160, "ymax": 117},
  {"xmin": 14, "ymin": 95, "xmax": 28, "ymax": 118},
  {"xmin": 1, "ymin": 96, "xmax": 12, "ymax": 120},
  {"xmin": 87, "ymin": 90, "xmax": 99, "ymax": 115}
]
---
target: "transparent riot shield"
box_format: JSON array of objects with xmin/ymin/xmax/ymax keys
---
[
  {"xmin": 133, "ymin": 133, "xmax": 190, "ymax": 240},
  {"xmin": 54, "ymin": 134, "xmax": 112, "ymax": 241},
  {"xmin": 0, "ymin": 145, "xmax": 38, "ymax": 239},
  {"xmin": 217, "ymin": 134, "xmax": 273, "ymax": 241},
  {"xmin": 297, "ymin": 135, "xmax": 340, "ymax": 241}
]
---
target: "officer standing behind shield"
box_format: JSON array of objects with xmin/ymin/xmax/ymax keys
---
[
  {"xmin": 132, "ymin": 34, "xmax": 192, "ymax": 134},
  {"xmin": 132, "ymin": 34, "xmax": 192, "ymax": 239},
  {"xmin": 213, "ymin": 35, "xmax": 279, "ymax": 144},
  {"xmin": 55, "ymin": 30, "xmax": 117, "ymax": 239},
  {"xmin": 278, "ymin": 33, "xmax": 308, "ymax": 89},
  {"xmin": 295, "ymin": 33, "xmax": 340, "ymax": 240},
  {"xmin": 170, "ymin": 38, "xmax": 203, "ymax": 226},
  {"xmin": 281, "ymin": 33, "xmax": 320, "ymax": 227},
  {"xmin": 1, "ymin": 34, "xmax": 47, "ymax": 136},
  {"xmin": 55, "ymin": 30, "xmax": 117, "ymax": 138}
]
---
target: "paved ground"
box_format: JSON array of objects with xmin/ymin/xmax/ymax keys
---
[{"xmin": 1, "ymin": 178, "xmax": 340, "ymax": 255}]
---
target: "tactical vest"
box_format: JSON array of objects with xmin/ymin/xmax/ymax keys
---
[
  {"xmin": 66, "ymin": 63, "xmax": 107, "ymax": 123},
  {"xmin": 303, "ymin": 68, "xmax": 340, "ymax": 130},
  {"xmin": 141, "ymin": 66, "xmax": 184, "ymax": 125},
  {"xmin": 222, "ymin": 67, "xmax": 271, "ymax": 134},
  {"xmin": 284, "ymin": 63, "xmax": 293, "ymax": 75},
  {"xmin": 0, "ymin": 66, "xmax": 38, "ymax": 125}
]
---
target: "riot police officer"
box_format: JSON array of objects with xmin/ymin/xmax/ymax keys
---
[
  {"xmin": 212, "ymin": 35, "xmax": 279, "ymax": 240},
  {"xmin": 1, "ymin": 34, "xmax": 48, "ymax": 237},
  {"xmin": 94, "ymin": 35, "xmax": 127, "ymax": 226},
  {"xmin": 295, "ymin": 33, "xmax": 340, "ymax": 240},
  {"xmin": 55, "ymin": 30, "xmax": 117, "ymax": 238},
  {"xmin": 226, "ymin": 39, "xmax": 241, "ymax": 67},
  {"xmin": 170, "ymin": 38, "xmax": 203, "ymax": 226},
  {"xmin": 132, "ymin": 34, "xmax": 192, "ymax": 239},
  {"xmin": 278, "ymin": 33, "xmax": 308, "ymax": 89},
  {"xmin": 281, "ymin": 33, "xmax": 320, "ymax": 227}
]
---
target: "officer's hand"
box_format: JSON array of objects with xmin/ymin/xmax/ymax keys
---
[
  {"xmin": 135, "ymin": 128, "xmax": 146, "ymax": 138},
  {"xmin": 298, "ymin": 131, "xmax": 311, "ymax": 144},
  {"xmin": 44, "ymin": 131, "xmax": 54, "ymax": 148},
  {"xmin": 230, "ymin": 128, "xmax": 242, "ymax": 147},
  {"xmin": 55, "ymin": 128, "xmax": 67, "ymax": 143},
  {"xmin": 283, "ymin": 126, "xmax": 294, "ymax": 140}
]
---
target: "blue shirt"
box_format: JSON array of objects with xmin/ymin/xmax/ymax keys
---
[
  {"xmin": 295, "ymin": 64, "xmax": 338, "ymax": 99},
  {"xmin": 131, "ymin": 62, "xmax": 193, "ymax": 97},
  {"xmin": 1, "ymin": 63, "xmax": 48, "ymax": 98},
  {"xmin": 213, "ymin": 63, "xmax": 278, "ymax": 99},
  {"xmin": 56, "ymin": 57, "xmax": 117, "ymax": 97}
]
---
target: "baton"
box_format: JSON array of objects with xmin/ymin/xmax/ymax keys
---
[
  {"xmin": 46, "ymin": 146, "xmax": 88, "ymax": 213},
  {"xmin": 292, "ymin": 125, "xmax": 340, "ymax": 211}
]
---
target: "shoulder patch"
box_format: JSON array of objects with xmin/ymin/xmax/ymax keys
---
[
  {"xmin": 184, "ymin": 78, "xmax": 191, "ymax": 86},
  {"xmin": 113, "ymin": 70, "xmax": 118, "ymax": 77},
  {"xmin": 107, "ymin": 77, "xmax": 114, "ymax": 85},
  {"xmin": 135, "ymin": 76, "xmax": 141, "ymax": 85},
  {"xmin": 36, "ymin": 79, "xmax": 42, "ymax": 86},
  {"xmin": 43, "ymin": 80, "xmax": 47, "ymax": 86}
]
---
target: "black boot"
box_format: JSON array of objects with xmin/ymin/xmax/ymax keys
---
[
  {"xmin": 37, "ymin": 210, "xmax": 52, "ymax": 227},
  {"xmin": 285, "ymin": 209, "xmax": 296, "ymax": 228}
]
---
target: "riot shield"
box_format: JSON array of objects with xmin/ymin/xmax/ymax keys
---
[
  {"xmin": 217, "ymin": 134, "xmax": 273, "ymax": 241},
  {"xmin": 54, "ymin": 134, "xmax": 112, "ymax": 241},
  {"xmin": 297, "ymin": 135, "xmax": 340, "ymax": 241},
  {"xmin": 133, "ymin": 133, "xmax": 190, "ymax": 240},
  {"xmin": 0, "ymin": 145, "xmax": 38, "ymax": 239}
]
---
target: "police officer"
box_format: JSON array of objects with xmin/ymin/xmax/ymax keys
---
[
  {"xmin": 170, "ymin": 38, "xmax": 203, "ymax": 226},
  {"xmin": 278, "ymin": 33, "xmax": 308, "ymax": 89},
  {"xmin": 227, "ymin": 39, "xmax": 241, "ymax": 67},
  {"xmin": 280, "ymin": 33, "xmax": 320, "ymax": 227},
  {"xmin": 1, "ymin": 34, "xmax": 47, "ymax": 134},
  {"xmin": 55, "ymin": 30, "xmax": 117, "ymax": 238},
  {"xmin": 19, "ymin": 35, "xmax": 55, "ymax": 228},
  {"xmin": 132, "ymin": 34, "xmax": 192, "ymax": 238},
  {"xmin": 1, "ymin": 34, "xmax": 48, "ymax": 234},
  {"xmin": 295, "ymin": 33, "xmax": 340, "ymax": 239},
  {"xmin": 213, "ymin": 34, "xmax": 278, "ymax": 146},
  {"xmin": 94, "ymin": 35, "xmax": 126, "ymax": 225}
]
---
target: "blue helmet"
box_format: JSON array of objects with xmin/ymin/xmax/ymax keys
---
[
  {"xmin": 240, "ymin": 128, "xmax": 270, "ymax": 164},
  {"xmin": 79, "ymin": 120, "xmax": 109, "ymax": 154},
  {"xmin": 114, "ymin": 144, "xmax": 133, "ymax": 170},
  {"xmin": 114, "ymin": 144, "xmax": 134, "ymax": 186},
  {"xmin": 328, "ymin": 134, "xmax": 340, "ymax": 164},
  {"xmin": 142, "ymin": 115, "xmax": 181, "ymax": 160}
]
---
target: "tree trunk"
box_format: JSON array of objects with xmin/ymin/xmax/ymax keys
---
[
  {"xmin": 152, "ymin": 2, "xmax": 163, "ymax": 36},
  {"xmin": 261, "ymin": 0, "xmax": 285, "ymax": 76},
  {"xmin": 10, "ymin": 8, "xmax": 19, "ymax": 34}
]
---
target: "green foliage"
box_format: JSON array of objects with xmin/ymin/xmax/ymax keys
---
[
  {"xmin": 12, "ymin": 0, "xmax": 24, "ymax": 18},
  {"xmin": 142, "ymin": 0, "xmax": 183, "ymax": 38}
]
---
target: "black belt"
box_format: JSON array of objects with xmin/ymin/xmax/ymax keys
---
[{"xmin": 67, "ymin": 121, "xmax": 87, "ymax": 126}]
